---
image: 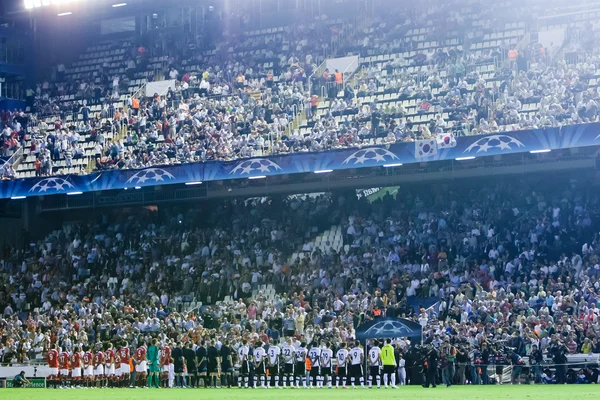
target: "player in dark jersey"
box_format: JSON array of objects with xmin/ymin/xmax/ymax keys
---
[
  {"xmin": 207, "ymin": 339, "xmax": 220, "ymax": 388},
  {"xmin": 184, "ymin": 342, "xmax": 197, "ymax": 388},
  {"xmin": 195, "ymin": 340, "xmax": 207, "ymax": 388},
  {"xmin": 172, "ymin": 342, "xmax": 185, "ymax": 388},
  {"xmin": 220, "ymin": 340, "xmax": 233, "ymax": 388}
]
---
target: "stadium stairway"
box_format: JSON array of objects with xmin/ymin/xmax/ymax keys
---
[
  {"xmin": 249, "ymin": 90, "xmax": 262, "ymax": 102},
  {"xmin": 289, "ymin": 224, "xmax": 344, "ymax": 265},
  {"xmin": 222, "ymin": 283, "xmax": 278, "ymax": 305},
  {"xmin": 220, "ymin": 225, "xmax": 345, "ymax": 306}
]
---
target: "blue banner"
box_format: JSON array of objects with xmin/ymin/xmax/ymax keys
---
[
  {"xmin": 1, "ymin": 123, "xmax": 599, "ymax": 199},
  {"xmin": 356, "ymin": 317, "xmax": 423, "ymax": 340}
]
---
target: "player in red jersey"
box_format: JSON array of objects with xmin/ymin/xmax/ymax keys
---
[
  {"xmin": 135, "ymin": 342, "xmax": 148, "ymax": 387},
  {"xmin": 94, "ymin": 345, "xmax": 106, "ymax": 388},
  {"xmin": 118, "ymin": 341, "xmax": 130, "ymax": 387},
  {"xmin": 83, "ymin": 346, "xmax": 94, "ymax": 387},
  {"xmin": 115, "ymin": 351, "xmax": 122, "ymax": 385},
  {"xmin": 58, "ymin": 349, "xmax": 71, "ymax": 388},
  {"xmin": 105, "ymin": 343, "xmax": 116, "ymax": 387},
  {"xmin": 47, "ymin": 344, "xmax": 59, "ymax": 389},
  {"xmin": 160, "ymin": 341, "xmax": 172, "ymax": 388},
  {"xmin": 71, "ymin": 346, "xmax": 82, "ymax": 387}
]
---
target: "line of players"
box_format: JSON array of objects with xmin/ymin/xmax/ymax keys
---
[
  {"xmin": 45, "ymin": 337, "xmax": 407, "ymax": 389},
  {"xmin": 45, "ymin": 340, "xmax": 172, "ymax": 389},
  {"xmin": 236, "ymin": 338, "xmax": 405, "ymax": 389}
]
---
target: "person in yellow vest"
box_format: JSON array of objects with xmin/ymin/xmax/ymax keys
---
[{"xmin": 380, "ymin": 339, "xmax": 397, "ymax": 388}]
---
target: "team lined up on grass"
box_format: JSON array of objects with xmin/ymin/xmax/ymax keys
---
[{"xmin": 45, "ymin": 337, "xmax": 403, "ymax": 389}]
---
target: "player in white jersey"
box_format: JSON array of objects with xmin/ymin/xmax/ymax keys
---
[
  {"xmin": 168, "ymin": 361, "xmax": 175, "ymax": 388},
  {"xmin": 237, "ymin": 340, "xmax": 250, "ymax": 388},
  {"xmin": 280, "ymin": 338, "xmax": 295, "ymax": 388},
  {"xmin": 294, "ymin": 342, "xmax": 307, "ymax": 388},
  {"xmin": 253, "ymin": 342, "xmax": 267, "ymax": 388},
  {"xmin": 267, "ymin": 341, "xmax": 281, "ymax": 388},
  {"xmin": 320, "ymin": 342, "xmax": 334, "ymax": 388},
  {"xmin": 308, "ymin": 342, "xmax": 322, "ymax": 388},
  {"xmin": 349, "ymin": 341, "xmax": 365, "ymax": 388},
  {"xmin": 336, "ymin": 342, "xmax": 349, "ymax": 388},
  {"xmin": 368, "ymin": 341, "xmax": 382, "ymax": 388},
  {"xmin": 397, "ymin": 353, "xmax": 406, "ymax": 385}
]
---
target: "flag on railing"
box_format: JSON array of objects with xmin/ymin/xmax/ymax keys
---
[
  {"xmin": 436, "ymin": 133, "xmax": 457, "ymax": 149},
  {"xmin": 415, "ymin": 139, "xmax": 438, "ymax": 158}
]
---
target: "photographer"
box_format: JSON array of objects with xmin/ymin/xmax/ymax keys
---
[
  {"xmin": 12, "ymin": 371, "xmax": 31, "ymax": 388},
  {"xmin": 405, "ymin": 345, "xmax": 422, "ymax": 386},
  {"xmin": 549, "ymin": 336, "xmax": 568, "ymax": 384},
  {"xmin": 424, "ymin": 345, "xmax": 439, "ymax": 388},
  {"xmin": 510, "ymin": 349, "xmax": 524, "ymax": 384},
  {"xmin": 440, "ymin": 338, "xmax": 456, "ymax": 387},
  {"xmin": 469, "ymin": 345, "xmax": 481, "ymax": 385},
  {"xmin": 455, "ymin": 343, "xmax": 468, "ymax": 385},
  {"xmin": 480, "ymin": 342, "xmax": 491, "ymax": 384},
  {"xmin": 529, "ymin": 344, "xmax": 543, "ymax": 383}
]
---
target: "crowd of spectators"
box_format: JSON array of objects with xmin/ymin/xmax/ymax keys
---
[
  {"xmin": 2, "ymin": 174, "xmax": 600, "ymax": 384},
  {"xmin": 10, "ymin": 1, "xmax": 600, "ymax": 177},
  {"xmin": 94, "ymin": 79, "xmax": 308, "ymax": 169}
]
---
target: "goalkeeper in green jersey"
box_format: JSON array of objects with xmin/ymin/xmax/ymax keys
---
[
  {"xmin": 381, "ymin": 339, "xmax": 397, "ymax": 388},
  {"xmin": 147, "ymin": 339, "xmax": 160, "ymax": 388}
]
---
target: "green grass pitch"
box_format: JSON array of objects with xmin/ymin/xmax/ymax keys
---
[{"xmin": 2, "ymin": 386, "xmax": 600, "ymax": 400}]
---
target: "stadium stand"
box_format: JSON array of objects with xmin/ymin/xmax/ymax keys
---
[
  {"xmin": 2, "ymin": 175, "xmax": 600, "ymax": 386},
  {"xmin": 2, "ymin": 0, "xmax": 600, "ymax": 390},
  {"xmin": 2, "ymin": 0, "xmax": 597, "ymax": 179}
]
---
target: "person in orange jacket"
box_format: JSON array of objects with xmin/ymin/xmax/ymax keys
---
[{"xmin": 305, "ymin": 355, "xmax": 312, "ymax": 387}]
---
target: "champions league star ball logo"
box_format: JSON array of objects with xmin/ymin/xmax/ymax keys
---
[
  {"xmin": 464, "ymin": 134, "xmax": 525, "ymax": 153},
  {"xmin": 125, "ymin": 168, "xmax": 175, "ymax": 185},
  {"xmin": 342, "ymin": 147, "xmax": 399, "ymax": 165},
  {"xmin": 229, "ymin": 159, "xmax": 282, "ymax": 175},
  {"xmin": 362, "ymin": 319, "xmax": 413, "ymax": 338},
  {"xmin": 29, "ymin": 177, "xmax": 75, "ymax": 193}
]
